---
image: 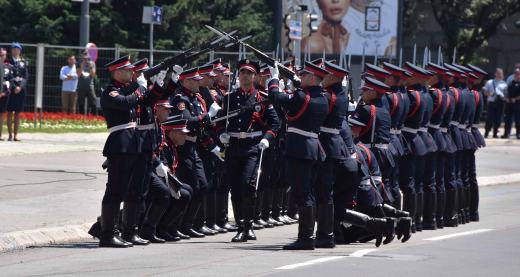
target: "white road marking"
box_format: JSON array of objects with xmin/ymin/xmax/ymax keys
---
[
  {"xmin": 276, "ymin": 248, "xmax": 378, "ymax": 270},
  {"xmin": 276, "ymin": 256, "xmax": 345, "ymax": 270},
  {"xmin": 349, "ymin": 248, "xmax": 378, "ymax": 257},
  {"xmin": 424, "ymin": 229, "xmax": 494, "ymax": 241}
]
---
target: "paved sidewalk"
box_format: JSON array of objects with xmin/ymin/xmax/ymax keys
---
[{"xmin": 0, "ymin": 133, "xmax": 519, "ymax": 253}]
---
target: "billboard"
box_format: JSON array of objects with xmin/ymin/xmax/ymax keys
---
[{"xmin": 282, "ymin": 0, "xmax": 399, "ymax": 57}]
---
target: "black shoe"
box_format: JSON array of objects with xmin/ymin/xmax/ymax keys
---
[
  {"xmin": 501, "ymin": 134, "xmax": 509, "ymax": 139},
  {"xmin": 99, "ymin": 204, "xmax": 132, "ymax": 248},
  {"xmin": 266, "ymin": 217, "xmax": 283, "ymax": 226},
  {"xmin": 231, "ymin": 221, "xmax": 248, "ymax": 242},
  {"xmin": 99, "ymin": 232, "xmax": 133, "ymax": 248},
  {"xmin": 315, "ymin": 237, "xmax": 335, "ymax": 248},
  {"xmin": 210, "ymin": 224, "xmax": 228, "ymax": 233},
  {"xmin": 141, "ymin": 232, "xmax": 167, "ymax": 243},
  {"xmin": 122, "ymin": 233, "xmax": 150, "ymax": 246},
  {"xmin": 516, "ymin": 134, "xmax": 520, "ymax": 140},
  {"xmin": 382, "ymin": 218, "xmax": 396, "ymax": 245},
  {"xmin": 219, "ymin": 222, "xmax": 238, "ymax": 232},
  {"xmin": 493, "ymin": 134, "xmax": 499, "ymax": 138},
  {"xmin": 195, "ymin": 225, "xmax": 217, "ymax": 236},
  {"xmin": 274, "ymin": 216, "xmax": 287, "ymax": 225},
  {"xmin": 395, "ymin": 217, "xmax": 412, "ymax": 243},
  {"xmin": 181, "ymin": 228, "xmax": 205, "ymax": 238},
  {"xmin": 88, "ymin": 220, "xmax": 101, "ymax": 239},
  {"xmin": 176, "ymin": 230, "xmax": 191, "ymax": 240},
  {"xmin": 282, "ymin": 215, "xmax": 298, "ymax": 225},
  {"xmin": 255, "ymin": 218, "xmax": 269, "ymax": 227},
  {"xmin": 283, "ymin": 238, "xmax": 315, "ymax": 250},
  {"xmin": 444, "ymin": 215, "xmax": 459, "ymax": 227},
  {"xmin": 252, "ymin": 221, "xmax": 265, "ymax": 230},
  {"xmin": 157, "ymin": 231, "xmax": 181, "ymax": 242},
  {"xmin": 470, "ymin": 212, "xmax": 480, "ymax": 222}
]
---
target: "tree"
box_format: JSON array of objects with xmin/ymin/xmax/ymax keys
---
[{"xmin": 430, "ymin": 0, "xmax": 520, "ymax": 62}]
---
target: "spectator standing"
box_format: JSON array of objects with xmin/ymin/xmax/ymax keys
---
[
  {"xmin": 503, "ymin": 68, "xmax": 520, "ymax": 139},
  {"xmin": 76, "ymin": 51, "xmax": 97, "ymax": 114},
  {"xmin": 60, "ymin": 55, "xmax": 78, "ymax": 114},
  {"xmin": 506, "ymin": 63, "xmax": 520, "ymax": 85},
  {"xmin": 483, "ymin": 68, "xmax": 508, "ymax": 138},
  {"xmin": 6, "ymin": 42, "xmax": 28, "ymax": 142}
]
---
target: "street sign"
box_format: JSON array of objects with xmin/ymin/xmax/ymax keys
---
[
  {"xmin": 288, "ymin": 20, "xmax": 302, "ymax": 40},
  {"xmin": 142, "ymin": 6, "xmax": 162, "ymax": 25},
  {"xmin": 85, "ymin": 42, "xmax": 98, "ymax": 62}
]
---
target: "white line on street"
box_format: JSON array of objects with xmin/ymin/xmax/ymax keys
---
[
  {"xmin": 276, "ymin": 256, "xmax": 345, "ymax": 270},
  {"xmin": 349, "ymin": 248, "xmax": 378, "ymax": 257},
  {"xmin": 276, "ymin": 248, "xmax": 378, "ymax": 270},
  {"xmin": 424, "ymin": 229, "xmax": 494, "ymax": 241}
]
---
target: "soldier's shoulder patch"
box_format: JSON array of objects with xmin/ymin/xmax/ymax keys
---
[
  {"xmin": 109, "ymin": 91, "xmax": 119, "ymax": 97},
  {"xmin": 177, "ymin": 102, "xmax": 186, "ymax": 111}
]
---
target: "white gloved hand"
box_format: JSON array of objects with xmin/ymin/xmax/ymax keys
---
[
  {"xmin": 279, "ymin": 79, "xmax": 285, "ymax": 91},
  {"xmin": 172, "ymin": 190, "xmax": 181, "ymax": 200},
  {"xmin": 292, "ymin": 75, "xmax": 301, "ymax": 84},
  {"xmin": 136, "ymin": 73, "xmax": 148, "ymax": 87},
  {"xmin": 208, "ymin": 102, "xmax": 222, "ymax": 118},
  {"xmin": 211, "ymin": 145, "xmax": 224, "ymax": 161},
  {"xmin": 155, "ymin": 163, "xmax": 169, "ymax": 178},
  {"xmin": 259, "ymin": 138, "xmax": 269, "ymax": 150},
  {"xmin": 219, "ymin": 133, "xmax": 230, "ymax": 144},
  {"xmin": 269, "ymin": 62, "xmax": 280, "ymax": 79},
  {"xmin": 342, "ymin": 76, "xmax": 348, "ymax": 88},
  {"xmin": 4, "ymin": 81, "xmax": 10, "ymax": 88},
  {"xmin": 171, "ymin": 65, "xmax": 183, "ymax": 83}
]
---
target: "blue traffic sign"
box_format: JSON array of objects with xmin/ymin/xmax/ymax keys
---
[{"xmin": 152, "ymin": 6, "xmax": 162, "ymax": 24}]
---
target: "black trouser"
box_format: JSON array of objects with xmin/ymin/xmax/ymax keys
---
[
  {"xmin": 102, "ymin": 154, "xmax": 143, "ymax": 205},
  {"xmin": 485, "ymin": 100, "xmax": 504, "ymax": 135},
  {"xmin": 226, "ymin": 153, "xmax": 260, "ymax": 202},
  {"xmin": 503, "ymin": 102, "xmax": 520, "ymax": 136},
  {"xmin": 285, "ymin": 157, "xmax": 320, "ymax": 207},
  {"xmin": 316, "ymin": 158, "xmax": 338, "ymax": 205},
  {"xmin": 196, "ymin": 150, "xmax": 217, "ymax": 228},
  {"xmin": 77, "ymin": 86, "xmax": 97, "ymax": 114},
  {"xmin": 177, "ymin": 150, "xmax": 208, "ymax": 230}
]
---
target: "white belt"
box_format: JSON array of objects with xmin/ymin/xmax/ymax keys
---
[
  {"xmin": 440, "ymin": 127, "xmax": 448, "ymax": 133},
  {"xmin": 363, "ymin": 143, "xmax": 389, "ymax": 149},
  {"xmin": 320, "ymin": 127, "xmax": 341, "ymax": 135},
  {"xmin": 137, "ymin": 123, "xmax": 155, "ymax": 130},
  {"xmin": 390, "ymin": 129, "xmax": 401, "ymax": 135},
  {"xmin": 419, "ymin": 127, "xmax": 428, "ymax": 132},
  {"xmin": 427, "ymin": 124, "xmax": 440, "ymax": 129},
  {"xmin": 228, "ymin": 131, "xmax": 263, "ymax": 139},
  {"xmin": 360, "ymin": 179, "xmax": 371, "ymax": 186},
  {"xmin": 373, "ymin": 176, "xmax": 382, "ymax": 182},
  {"xmin": 402, "ymin": 127, "xmax": 418, "ymax": 134},
  {"xmin": 185, "ymin": 135, "xmax": 198, "ymax": 142},
  {"xmin": 349, "ymin": 152, "xmax": 357, "ymax": 159},
  {"xmin": 108, "ymin": 122, "xmax": 136, "ymax": 133},
  {"xmin": 287, "ymin": 127, "xmax": 319, "ymax": 139}
]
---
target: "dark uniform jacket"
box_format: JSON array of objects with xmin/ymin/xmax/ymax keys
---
[{"xmin": 320, "ymin": 82, "xmax": 349, "ymax": 160}]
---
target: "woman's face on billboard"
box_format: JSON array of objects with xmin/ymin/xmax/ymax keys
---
[{"xmin": 318, "ymin": 0, "xmax": 351, "ymax": 23}]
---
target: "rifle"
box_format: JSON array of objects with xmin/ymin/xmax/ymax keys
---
[
  {"xmin": 143, "ymin": 31, "xmax": 238, "ymax": 79},
  {"xmin": 205, "ymin": 25, "xmax": 301, "ymax": 88},
  {"xmin": 347, "ymin": 73, "xmax": 355, "ymax": 104},
  {"xmin": 211, "ymin": 99, "xmax": 270, "ymax": 123}
]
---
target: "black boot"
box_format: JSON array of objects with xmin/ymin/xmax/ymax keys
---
[
  {"xmin": 283, "ymin": 206, "xmax": 315, "ymax": 250},
  {"xmin": 206, "ymin": 191, "xmax": 227, "ymax": 233},
  {"xmin": 253, "ymin": 190, "xmax": 268, "ymax": 229},
  {"xmin": 272, "ymin": 188, "xmax": 286, "ymax": 225},
  {"xmin": 88, "ymin": 217, "xmax": 101, "ymax": 239},
  {"xmin": 423, "ymin": 191, "xmax": 437, "ymax": 230},
  {"xmin": 415, "ymin": 192, "xmax": 424, "ymax": 232},
  {"xmin": 341, "ymin": 209, "xmax": 390, "ymax": 248},
  {"xmin": 180, "ymin": 197, "xmax": 205, "ymax": 238},
  {"xmin": 381, "ymin": 204, "xmax": 411, "ymax": 243},
  {"xmin": 121, "ymin": 202, "xmax": 150, "ymax": 246},
  {"xmin": 403, "ymin": 193, "xmax": 417, "ymax": 233},
  {"xmin": 194, "ymin": 195, "xmax": 218, "ymax": 236},
  {"xmin": 244, "ymin": 197, "xmax": 257, "ymax": 240},
  {"xmin": 469, "ymin": 181, "xmax": 480, "ymax": 222},
  {"xmin": 444, "ymin": 189, "xmax": 459, "ymax": 227},
  {"xmin": 231, "ymin": 200, "xmax": 248, "ymax": 242},
  {"xmin": 436, "ymin": 192, "xmax": 446, "ymax": 229},
  {"xmin": 261, "ymin": 188, "xmax": 277, "ymax": 227},
  {"xmin": 315, "ymin": 204, "xmax": 335, "ymax": 248},
  {"xmin": 140, "ymin": 204, "xmax": 167, "ymax": 243},
  {"xmin": 99, "ymin": 203, "xmax": 132, "ymax": 248},
  {"xmin": 457, "ymin": 187, "xmax": 467, "ymax": 225},
  {"xmin": 465, "ymin": 188, "xmax": 471, "ymax": 223},
  {"xmin": 216, "ymin": 190, "xmax": 238, "ymax": 231}
]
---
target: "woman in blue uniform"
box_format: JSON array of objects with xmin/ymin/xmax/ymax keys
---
[{"xmin": 6, "ymin": 42, "xmax": 28, "ymax": 141}]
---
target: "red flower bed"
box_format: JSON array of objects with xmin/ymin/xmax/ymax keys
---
[{"xmin": 19, "ymin": 112, "xmax": 105, "ymax": 122}]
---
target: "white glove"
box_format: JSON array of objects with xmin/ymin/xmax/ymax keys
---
[
  {"xmin": 172, "ymin": 190, "xmax": 181, "ymax": 200},
  {"xmin": 171, "ymin": 65, "xmax": 183, "ymax": 83},
  {"xmin": 155, "ymin": 163, "xmax": 169, "ymax": 178},
  {"xmin": 136, "ymin": 73, "xmax": 148, "ymax": 87},
  {"xmin": 210, "ymin": 145, "xmax": 224, "ymax": 161},
  {"xmin": 208, "ymin": 102, "xmax": 222, "ymax": 118},
  {"xmin": 269, "ymin": 62, "xmax": 280, "ymax": 79},
  {"xmin": 279, "ymin": 79, "xmax": 285, "ymax": 91},
  {"xmin": 4, "ymin": 81, "xmax": 9, "ymax": 88},
  {"xmin": 292, "ymin": 75, "xmax": 301, "ymax": 84},
  {"xmin": 342, "ymin": 76, "xmax": 348, "ymax": 88},
  {"xmin": 219, "ymin": 133, "xmax": 230, "ymax": 144},
  {"xmin": 259, "ymin": 138, "xmax": 269, "ymax": 150}
]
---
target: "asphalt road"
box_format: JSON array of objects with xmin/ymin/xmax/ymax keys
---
[{"xmin": 1, "ymin": 181, "xmax": 519, "ymax": 276}]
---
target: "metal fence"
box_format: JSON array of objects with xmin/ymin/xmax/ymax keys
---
[{"xmin": 0, "ymin": 43, "xmax": 274, "ymax": 114}]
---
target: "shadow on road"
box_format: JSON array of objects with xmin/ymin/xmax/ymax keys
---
[{"xmin": 29, "ymin": 241, "xmax": 98, "ymax": 250}]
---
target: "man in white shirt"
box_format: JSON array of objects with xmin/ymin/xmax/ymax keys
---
[
  {"xmin": 60, "ymin": 55, "xmax": 78, "ymax": 114},
  {"xmin": 483, "ymin": 68, "xmax": 508, "ymax": 138}
]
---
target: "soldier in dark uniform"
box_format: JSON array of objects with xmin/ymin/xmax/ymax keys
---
[
  {"xmin": 422, "ymin": 62, "xmax": 449, "ymax": 230},
  {"xmin": 98, "ymin": 55, "xmax": 164, "ymax": 247},
  {"xmin": 467, "ymin": 64, "xmax": 487, "ymax": 221},
  {"xmin": 400, "ymin": 62, "xmax": 428, "ymax": 232},
  {"xmin": 444, "ymin": 64, "xmax": 468, "ymax": 225},
  {"xmin": 267, "ymin": 61, "xmax": 329, "ymax": 250},
  {"xmin": 382, "ymin": 62, "xmax": 409, "ymax": 209},
  {"xmin": 216, "ymin": 59, "xmax": 280, "ymax": 242},
  {"xmin": 6, "ymin": 42, "xmax": 28, "ymax": 142},
  {"xmin": 315, "ymin": 61, "xmax": 349, "ymax": 248},
  {"xmin": 0, "ymin": 48, "xmax": 15, "ymax": 140},
  {"xmin": 167, "ymin": 68, "xmax": 216, "ymax": 238}
]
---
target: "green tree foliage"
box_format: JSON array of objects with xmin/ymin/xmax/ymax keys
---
[{"xmin": 0, "ymin": 0, "xmax": 274, "ymax": 51}]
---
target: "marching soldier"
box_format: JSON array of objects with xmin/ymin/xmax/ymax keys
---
[
  {"xmin": 267, "ymin": 61, "xmax": 329, "ymax": 250},
  {"xmin": 217, "ymin": 59, "xmax": 280, "ymax": 242},
  {"xmin": 315, "ymin": 60, "xmax": 349, "ymax": 248},
  {"xmin": 98, "ymin": 55, "xmax": 164, "ymax": 248},
  {"xmin": 0, "ymin": 48, "xmax": 15, "ymax": 140}
]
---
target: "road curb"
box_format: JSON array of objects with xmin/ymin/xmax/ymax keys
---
[{"xmin": 1, "ymin": 173, "xmax": 518, "ymax": 254}]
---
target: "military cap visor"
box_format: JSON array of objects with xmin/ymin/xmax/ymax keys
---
[
  {"xmin": 155, "ymin": 99, "xmax": 173, "ymax": 108},
  {"xmin": 365, "ymin": 63, "xmax": 392, "ymax": 79},
  {"xmin": 106, "ymin": 55, "xmax": 134, "ymax": 72},
  {"xmin": 360, "ymin": 76, "xmax": 391, "ymax": 95},
  {"xmin": 162, "ymin": 116, "xmax": 190, "ymax": 133},
  {"xmin": 382, "ymin": 62, "xmax": 406, "ymax": 77},
  {"xmin": 404, "ymin": 62, "xmax": 431, "ymax": 79},
  {"xmin": 300, "ymin": 61, "xmax": 330, "ymax": 78},
  {"xmin": 426, "ymin": 62, "xmax": 448, "ymax": 75},
  {"xmin": 180, "ymin": 68, "xmax": 203, "ymax": 81},
  {"xmin": 199, "ymin": 64, "xmax": 217, "ymax": 77},
  {"xmin": 324, "ymin": 61, "xmax": 349, "ymax": 78},
  {"xmin": 238, "ymin": 59, "xmax": 260, "ymax": 73},
  {"xmin": 131, "ymin": 58, "xmax": 149, "ymax": 72},
  {"xmin": 467, "ymin": 64, "xmax": 488, "ymax": 77}
]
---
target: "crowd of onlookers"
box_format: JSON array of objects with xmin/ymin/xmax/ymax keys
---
[
  {"xmin": 483, "ymin": 64, "xmax": 520, "ymax": 139},
  {"xmin": 59, "ymin": 51, "xmax": 97, "ymax": 115}
]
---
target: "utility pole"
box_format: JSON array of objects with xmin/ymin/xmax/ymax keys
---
[{"xmin": 79, "ymin": 0, "xmax": 90, "ymax": 47}]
